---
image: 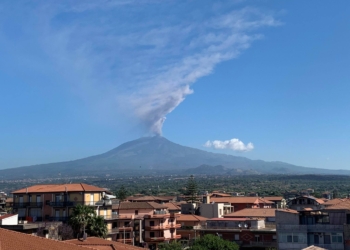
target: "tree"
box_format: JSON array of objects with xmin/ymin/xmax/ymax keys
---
[
  {"xmin": 159, "ymin": 241, "xmax": 183, "ymax": 250},
  {"xmin": 189, "ymin": 234, "xmax": 239, "ymax": 250},
  {"xmin": 88, "ymin": 214, "xmax": 108, "ymax": 238},
  {"xmin": 69, "ymin": 204, "xmax": 95, "ymax": 237},
  {"xmin": 185, "ymin": 175, "xmax": 198, "ymax": 204},
  {"xmin": 116, "ymin": 185, "xmax": 128, "ymax": 201}
]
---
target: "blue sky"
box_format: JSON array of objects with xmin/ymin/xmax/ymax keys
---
[{"xmin": 0, "ymin": 1, "xmax": 349, "ymax": 170}]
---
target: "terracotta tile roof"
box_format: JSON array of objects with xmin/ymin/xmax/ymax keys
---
[
  {"xmin": 177, "ymin": 214, "xmax": 208, "ymax": 222},
  {"xmin": 211, "ymin": 197, "xmax": 274, "ymax": 204},
  {"xmin": 163, "ymin": 202, "xmax": 181, "ymax": 210},
  {"xmin": 0, "ymin": 227, "xmax": 96, "ymax": 250},
  {"xmin": 207, "ymin": 218, "xmax": 250, "ymax": 221},
  {"xmin": 326, "ymin": 199, "xmax": 350, "ymax": 210},
  {"xmin": 66, "ymin": 237, "xmax": 143, "ymax": 250},
  {"xmin": 126, "ymin": 196, "xmax": 170, "ymax": 202},
  {"xmin": 277, "ymin": 209, "xmax": 299, "ymax": 214},
  {"xmin": 210, "ymin": 193, "xmax": 231, "ymax": 197},
  {"xmin": 224, "ymin": 208, "xmax": 276, "ymax": 218},
  {"xmin": 118, "ymin": 202, "xmax": 168, "ymax": 210},
  {"xmin": 263, "ymin": 196, "xmax": 284, "ymax": 201},
  {"xmin": 12, "ymin": 183, "xmax": 106, "ymax": 194},
  {"xmin": 323, "ymin": 198, "xmax": 344, "ymax": 206},
  {"xmin": 0, "ymin": 214, "xmax": 16, "ymax": 220}
]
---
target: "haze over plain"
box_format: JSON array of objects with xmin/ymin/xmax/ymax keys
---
[{"xmin": 0, "ymin": 1, "xmax": 349, "ymax": 170}]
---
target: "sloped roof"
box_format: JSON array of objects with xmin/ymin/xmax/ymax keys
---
[
  {"xmin": 210, "ymin": 193, "xmax": 231, "ymax": 197},
  {"xmin": 263, "ymin": 196, "xmax": 284, "ymax": 201},
  {"xmin": 12, "ymin": 183, "xmax": 106, "ymax": 194},
  {"xmin": 66, "ymin": 237, "xmax": 143, "ymax": 250},
  {"xmin": 224, "ymin": 208, "xmax": 276, "ymax": 218},
  {"xmin": 163, "ymin": 202, "xmax": 181, "ymax": 210},
  {"xmin": 177, "ymin": 214, "xmax": 208, "ymax": 222},
  {"xmin": 0, "ymin": 214, "xmax": 17, "ymax": 220},
  {"xmin": 323, "ymin": 198, "xmax": 344, "ymax": 206},
  {"xmin": 276, "ymin": 209, "xmax": 299, "ymax": 214},
  {"xmin": 127, "ymin": 195, "xmax": 170, "ymax": 201},
  {"xmin": 0, "ymin": 228, "xmax": 96, "ymax": 250},
  {"xmin": 118, "ymin": 202, "xmax": 168, "ymax": 210},
  {"xmin": 211, "ymin": 197, "xmax": 274, "ymax": 204},
  {"xmin": 326, "ymin": 199, "xmax": 350, "ymax": 210}
]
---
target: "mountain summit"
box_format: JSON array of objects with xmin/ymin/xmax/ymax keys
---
[{"xmin": 0, "ymin": 136, "xmax": 349, "ymax": 179}]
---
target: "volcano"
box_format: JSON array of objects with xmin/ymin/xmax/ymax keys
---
[{"xmin": 1, "ymin": 136, "xmax": 349, "ymax": 179}]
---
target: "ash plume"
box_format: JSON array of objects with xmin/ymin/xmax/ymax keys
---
[{"xmin": 0, "ymin": 2, "xmax": 280, "ymax": 135}]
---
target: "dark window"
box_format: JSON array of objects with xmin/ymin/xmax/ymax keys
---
[
  {"xmin": 287, "ymin": 235, "xmax": 292, "ymax": 242},
  {"xmin": 124, "ymin": 221, "xmax": 129, "ymax": 226},
  {"xmin": 347, "ymin": 214, "xmax": 350, "ymax": 224},
  {"xmin": 135, "ymin": 210, "xmax": 138, "ymax": 215},
  {"xmin": 314, "ymin": 235, "xmax": 319, "ymax": 244},
  {"xmin": 293, "ymin": 236, "xmax": 298, "ymax": 242},
  {"xmin": 150, "ymin": 221, "xmax": 155, "ymax": 226},
  {"xmin": 150, "ymin": 232, "xmax": 155, "ymax": 237},
  {"xmin": 324, "ymin": 235, "xmax": 331, "ymax": 244}
]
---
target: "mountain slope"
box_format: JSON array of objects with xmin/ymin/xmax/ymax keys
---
[{"xmin": 0, "ymin": 136, "xmax": 349, "ymax": 179}]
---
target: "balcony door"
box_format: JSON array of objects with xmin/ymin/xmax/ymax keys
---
[
  {"xmin": 36, "ymin": 195, "xmax": 41, "ymax": 205},
  {"xmin": 19, "ymin": 196, "xmax": 23, "ymax": 204},
  {"xmin": 90, "ymin": 193, "xmax": 94, "ymax": 205},
  {"xmin": 55, "ymin": 210, "xmax": 60, "ymax": 219}
]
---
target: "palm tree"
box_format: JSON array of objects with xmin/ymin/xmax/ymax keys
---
[
  {"xmin": 88, "ymin": 214, "xmax": 108, "ymax": 238},
  {"xmin": 69, "ymin": 204, "xmax": 95, "ymax": 238}
]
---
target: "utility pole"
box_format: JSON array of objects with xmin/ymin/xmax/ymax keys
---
[{"xmin": 123, "ymin": 226, "xmax": 125, "ymax": 244}]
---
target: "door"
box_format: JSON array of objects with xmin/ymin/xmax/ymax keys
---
[
  {"xmin": 55, "ymin": 210, "xmax": 60, "ymax": 219},
  {"xmin": 90, "ymin": 194, "xmax": 94, "ymax": 205},
  {"xmin": 36, "ymin": 195, "xmax": 41, "ymax": 205}
]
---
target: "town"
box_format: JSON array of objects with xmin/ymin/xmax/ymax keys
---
[{"xmin": 1, "ymin": 175, "xmax": 349, "ymax": 250}]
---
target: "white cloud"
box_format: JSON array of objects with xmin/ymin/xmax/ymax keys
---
[{"xmin": 204, "ymin": 138, "xmax": 254, "ymax": 152}]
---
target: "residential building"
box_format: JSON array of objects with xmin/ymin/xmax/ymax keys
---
[
  {"xmin": 224, "ymin": 208, "xmax": 278, "ymax": 225},
  {"xmin": 112, "ymin": 201, "xmax": 181, "ymax": 249},
  {"xmin": 200, "ymin": 202, "xmax": 233, "ymax": 218},
  {"xmin": 0, "ymin": 192, "xmax": 7, "ymax": 209},
  {"xmin": 11, "ymin": 183, "xmax": 119, "ymax": 240},
  {"xmin": 210, "ymin": 197, "xmax": 274, "ymax": 212},
  {"xmin": 276, "ymin": 205, "xmax": 348, "ymax": 250},
  {"xmin": 126, "ymin": 195, "xmax": 175, "ymax": 203},
  {"xmin": 176, "ymin": 214, "xmax": 207, "ymax": 243},
  {"xmin": 199, "ymin": 217, "xmax": 277, "ymax": 249},
  {"xmin": 287, "ymin": 196, "xmax": 325, "ymax": 211},
  {"xmin": 66, "ymin": 237, "xmax": 144, "ymax": 249},
  {"xmin": 264, "ymin": 196, "xmax": 286, "ymax": 208},
  {"xmin": 163, "ymin": 202, "xmax": 181, "ymax": 213}
]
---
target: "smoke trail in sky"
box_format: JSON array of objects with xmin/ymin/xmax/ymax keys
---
[{"xmin": 0, "ymin": 1, "xmax": 280, "ymax": 135}]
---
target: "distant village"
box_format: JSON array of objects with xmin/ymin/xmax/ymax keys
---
[{"xmin": 0, "ymin": 181, "xmax": 349, "ymax": 250}]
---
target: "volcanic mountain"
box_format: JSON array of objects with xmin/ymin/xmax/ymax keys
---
[{"xmin": 0, "ymin": 136, "xmax": 349, "ymax": 179}]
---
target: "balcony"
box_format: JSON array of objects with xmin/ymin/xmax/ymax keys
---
[
  {"xmin": 146, "ymin": 225, "xmax": 170, "ymax": 231},
  {"xmin": 117, "ymin": 226, "xmax": 133, "ymax": 232},
  {"xmin": 48, "ymin": 217, "xmax": 69, "ymax": 222},
  {"xmin": 100, "ymin": 214, "xmax": 119, "ymax": 220},
  {"xmin": 247, "ymin": 241, "xmax": 277, "ymax": 248},
  {"xmin": 48, "ymin": 201, "xmax": 75, "ymax": 207},
  {"xmin": 171, "ymin": 234, "xmax": 181, "ymax": 239},
  {"xmin": 116, "ymin": 238, "xmax": 133, "ymax": 244},
  {"xmin": 13, "ymin": 202, "xmax": 43, "ymax": 208},
  {"xmin": 169, "ymin": 223, "xmax": 181, "ymax": 229},
  {"xmin": 145, "ymin": 237, "xmax": 166, "ymax": 242},
  {"xmin": 108, "ymin": 228, "xmax": 119, "ymax": 234}
]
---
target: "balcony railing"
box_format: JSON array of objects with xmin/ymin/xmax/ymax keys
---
[
  {"xmin": 116, "ymin": 238, "xmax": 133, "ymax": 243},
  {"xmin": 100, "ymin": 214, "xmax": 119, "ymax": 220},
  {"xmin": 247, "ymin": 241, "xmax": 277, "ymax": 247},
  {"xmin": 48, "ymin": 217, "xmax": 69, "ymax": 222},
  {"xmin": 171, "ymin": 234, "xmax": 181, "ymax": 239},
  {"xmin": 13, "ymin": 202, "xmax": 43, "ymax": 208},
  {"xmin": 145, "ymin": 237, "xmax": 166, "ymax": 242},
  {"xmin": 48, "ymin": 201, "xmax": 75, "ymax": 207},
  {"xmin": 146, "ymin": 225, "xmax": 170, "ymax": 231},
  {"xmin": 169, "ymin": 223, "xmax": 181, "ymax": 229}
]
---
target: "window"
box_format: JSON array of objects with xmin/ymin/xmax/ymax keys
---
[
  {"xmin": 150, "ymin": 221, "xmax": 155, "ymax": 226},
  {"xmin": 234, "ymin": 234, "xmax": 239, "ymax": 241},
  {"xmin": 332, "ymin": 233, "xmax": 343, "ymax": 243},
  {"xmin": 324, "ymin": 235, "xmax": 331, "ymax": 244},
  {"xmin": 150, "ymin": 232, "xmax": 155, "ymax": 237},
  {"xmin": 287, "ymin": 235, "xmax": 292, "ymax": 242},
  {"xmin": 293, "ymin": 235, "xmax": 298, "ymax": 243},
  {"xmin": 124, "ymin": 221, "xmax": 129, "ymax": 226},
  {"xmin": 135, "ymin": 210, "xmax": 138, "ymax": 215}
]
